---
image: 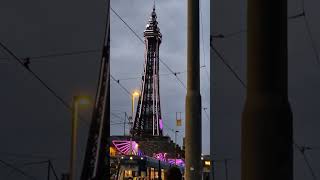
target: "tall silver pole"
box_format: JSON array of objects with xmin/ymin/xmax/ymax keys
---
[
  {"xmin": 242, "ymin": 0, "xmax": 293, "ymax": 180},
  {"xmin": 185, "ymin": 0, "xmax": 201, "ymax": 179}
]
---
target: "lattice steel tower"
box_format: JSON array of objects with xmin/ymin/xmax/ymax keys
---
[{"xmin": 132, "ymin": 5, "xmax": 163, "ymax": 136}]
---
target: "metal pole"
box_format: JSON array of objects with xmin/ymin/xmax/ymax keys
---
[
  {"xmin": 209, "ymin": 0, "xmax": 214, "ymax": 179},
  {"xmin": 175, "ymin": 130, "xmax": 179, "ymax": 165},
  {"xmin": 130, "ymin": 95, "xmax": 134, "ymax": 155},
  {"xmin": 132, "ymin": 95, "xmax": 134, "ymax": 121},
  {"xmin": 124, "ymin": 112, "xmax": 126, "ymax": 136},
  {"xmin": 47, "ymin": 160, "xmax": 50, "ymax": 180},
  {"xmin": 70, "ymin": 97, "xmax": 78, "ymax": 180},
  {"xmin": 242, "ymin": 0, "xmax": 293, "ymax": 180},
  {"xmin": 224, "ymin": 159, "xmax": 228, "ymax": 180},
  {"xmin": 186, "ymin": 0, "xmax": 201, "ymax": 178},
  {"xmin": 175, "ymin": 112, "xmax": 177, "ymax": 165}
]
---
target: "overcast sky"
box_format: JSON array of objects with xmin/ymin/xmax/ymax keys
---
[{"xmin": 0, "ymin": 0, "xmax": 320, "ymax": 179}]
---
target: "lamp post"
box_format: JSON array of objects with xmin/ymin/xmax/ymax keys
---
[
  {"xmin": 132, "ymin": 91, "xmax": 140, "ymax": 119},
  {"xmin": 130, "ymin": 91, "xmax": 140, "ymax": 155},
  {"xmin": 175, "ymin": 130, "xmax": 179, "ymax": 165},
  {"xmin": 70, "ymin": 96, "xmax": 91, "ymax": 180}
]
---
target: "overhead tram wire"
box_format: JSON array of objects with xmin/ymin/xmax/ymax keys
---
[
  {"xmin": 210, "ymin": 42, "xmax": 246, "ymax": 88},
  {"xmin": 199, "ymin": 0, "xmax": 210, "ymax": 83},
  {"xmin": 294, "ymin": 143, "xmax": 317, "ymax": 180},
  {"xmin": 110, "ymin": 74, "xmax": 131, "ymax": 96},
  {"xmin": 211, "ymin": 14, "xmax": 307, "ymax": 39},
  {"xmin": 0, "ymin": 42, "xmax": 92, "ymax": 129},
  {"xmin": 286, "ymin": 0, "xmax": 320, "ymax": 66},
  {"xmin": 110, "ymin": 7, "xmax": 186, "ymax": 90},
  {"xmin": 290, "ymin": 1, "xmax": 320, "ymax": 176},
  {"xmin": 0, "ymin": 159, "xmax": 38, "ymax": 180},
  {"xmin": 211, "ymin": 29, "xmax": 247, "ymax": 39},
  {"xmin": 116, "ymin": 71, "xmax": 188, "ymax": 81},
  {"xmin": 302, "ymin": 2, "xmax": 320, "ymax": 66},
  {"xmin": 0, "ymin": 49, "xmax": 100, "ymax": 62},
  {"xmin": 0, "ymin": 42, "xmax": 71, "ymax": 109},
  {"xmin": 203, "ymin": 108, "xmax": 209, "ymax": 121}
]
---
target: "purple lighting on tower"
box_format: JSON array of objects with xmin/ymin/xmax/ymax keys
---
[{"xmin": 159, "ymin": 119, "xmax": 163, "ymax": 130}]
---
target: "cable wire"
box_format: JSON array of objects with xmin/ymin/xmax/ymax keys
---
[
  {"xmin": 210, "ymin": 42, "xmax": 246, "ymax": 88},
  {"xmin": 111, "ymin": 7, "xmax": 186, "ymax": 89},
  {"xmin": 294, "ymin": 143, "xmax": 317, "ymax": 180},
  {"xmin": 303, "ymin": 13, "xmax": 320, "ymax": 66},
  {"xmin": 110, "ymin": 74, "xmax": 131, "ymax": 96},
  {"xmin": 0, "ymin": 41, "xmax": 92, "ymax": 130},
  {"xmin": 0, "ymin": 41, "xmax": 72, "ymax": 109},
  {"xmin": 203, "ymin": 108, "xmax": 210, "ymax": 121},
  {"xmin": 212, "ymin": 29, "xmax": 246, "ymax": 39},
  {"xmin": 0, "ymin": 49, "xmax": 100, "ymax": 62},
  {"xmin": 0, "ymin": 159, "xmax": 38, "ymax": 180},
  {"xmin": 200, "ymin": 0, "xmax": 210, "ymax": 83}
]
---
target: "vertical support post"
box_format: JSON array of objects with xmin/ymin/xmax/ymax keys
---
[
  {"xmin": 131, "ymin": 95, "xmax": 134, "ymax": 155},
  {"xmin": 224, "ymin": 159, "xmax": 228, "ymax": 180},
  {"xmin": 47, "ymin": 160, "xmax": 50, "ymax": 180},
  {"xmin": 158, "ymin": 160, "xmax": 162, "ymax": 180},
  {"xmin": 242, "ymin": 0, "xmax": 293, "ymax": 180},
  {"xmin": 186, "ymin": 0, "xmax": 201, "ymax": 179},
  {"xmin": 209, "ymin": 1, "xmax": 214, "ymax": 179},
  {"xmin": 124, "ymin": 112, "xmax": 127, "ymax": 136},
  {"xmin": 210, "ymin": 1, "xmax": 215, "ymax": 180},
  {"xmin": 175, "ymin": 130, "xmax": 179, "ymax": 165},
  {"xmin": 70, "ymin": 97, "xmax": 78, "ymax": 180}
]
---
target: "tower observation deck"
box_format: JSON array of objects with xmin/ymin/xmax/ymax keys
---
[{"xmin": 132, "ymin": 5, "xmax": 163, "ymax": 137}]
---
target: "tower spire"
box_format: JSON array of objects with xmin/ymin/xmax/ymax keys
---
[{"xmin": 132, "ymin": 5, "xmax": 162, "ymax": 137}]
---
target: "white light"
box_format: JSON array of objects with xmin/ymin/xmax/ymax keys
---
[
  {"xmin": 130, "ymin": 156, "xmax": 133, "ymax": 160},
  {"xmin": 141, "ymin": 157, "xmax": 144, "ymax": 160}
]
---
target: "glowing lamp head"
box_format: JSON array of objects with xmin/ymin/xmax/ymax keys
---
[
  {"xmin": 130, "ymin": 156, "xmax": 133, "ymax": 160},
  {"xmin": 75, "ymin": 96, "xmax": 91, "ymax": 107},
  {"xmin": 205, "ymin": 161, "xmax": 211, "ymax": 166},
  {"xmin": 132, "ymin": 91, "xmax": 140, "ymax": 97}
]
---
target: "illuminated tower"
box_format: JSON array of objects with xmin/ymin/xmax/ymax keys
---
[{"xmin": 132, "ymin": 5, "xmax": 163, "ymax": 136}]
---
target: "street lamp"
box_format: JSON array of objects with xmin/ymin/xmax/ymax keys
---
[
  {"xmin": 175, "ymin": 130, "xmax": 179, "ymax": 165},
  {"xmin": 130, "ymin": 90, "xmax": 140, "ymax": 155},
  {"xmin": 131, "ymin": 90, "xmax": 140, "ymax": 120},
  {"xmin": 70, "ymin": 96, "xmax": 91, "ymax": 180}
]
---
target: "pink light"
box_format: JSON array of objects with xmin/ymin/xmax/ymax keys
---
[
  {"xmin": 153, "ymin": 152, "xmax": 167, "ymax": 161},
  {"xmin": 168, "ymin": 159, "xmax": 185, "ymax": 166},
  {"xmin": 112, "ymin": 140, "xmax": 140, "ymax": 155},
  {"xmin": 159, "ymin": 119, "xmax": 163, "ymax": 130}
]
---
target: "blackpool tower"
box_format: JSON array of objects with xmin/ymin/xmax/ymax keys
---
[{"xmin": 132, "ymin": 5, "xmax": 163, "ymax": 137}]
